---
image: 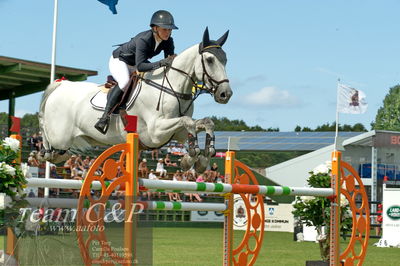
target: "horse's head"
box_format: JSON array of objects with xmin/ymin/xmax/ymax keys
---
[{"xmin": 194, "ymin": 27, "xmax": 233, "ymax": 104}]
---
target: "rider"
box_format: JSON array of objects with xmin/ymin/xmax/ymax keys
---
[{"xmin": 95, "ymin": 10, "xmax": 178, "ymax": 134}]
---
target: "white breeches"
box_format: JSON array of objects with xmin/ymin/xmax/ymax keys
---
[{"xmin": 109, "ymin": 56, "xmax": 130, "ymax": 91}]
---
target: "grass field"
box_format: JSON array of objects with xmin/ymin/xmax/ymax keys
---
[
  {"xmin": 153, "ymin": 228, "xmax": 399, "ymax": 266},
  {"xmin": 1, "ymin": 227, "xmax": 398, "ymax": 265}
]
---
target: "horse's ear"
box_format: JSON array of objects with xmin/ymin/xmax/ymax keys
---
[
  {"xmin": 202, "ymin": 27, "xmax": 210, "ymax": 47},
  {"xmin": 216, "ymin": 30, "xmax": 229, "ymax": 47}
]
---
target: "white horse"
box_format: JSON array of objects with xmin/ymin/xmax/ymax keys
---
[{"xmin": 39, "ymin": 28, "xmax": 232, "ymax": 172}]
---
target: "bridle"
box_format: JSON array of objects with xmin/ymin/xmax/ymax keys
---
[
  {"xmin": 198, "ymin": 45, "xmax": 230, "ymax": 95},
  {"xmin": 138, "ymin": 44, "xmax": 230, "ymax": 116}
]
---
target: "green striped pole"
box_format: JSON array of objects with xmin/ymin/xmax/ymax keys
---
[
  {"xmin": 27, "ymin": 178, "xmax": 334, "ymax": 197},
  {"xmin": 25, "ymin": 198, "xmax": 226, "ymax": 212},
  {"xmin": 139, "ymin": 179, "xmax": 334, "ymax": 197},
  {"xmin": 148, "ymin": 201, "xmax": 226, "ymax": 212}
]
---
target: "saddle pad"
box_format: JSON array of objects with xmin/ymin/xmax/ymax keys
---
[{"xmin": 90, "ymin": 83, "xmax": 142, "ymax": 111}]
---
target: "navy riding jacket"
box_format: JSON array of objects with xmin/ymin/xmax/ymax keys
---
[{"xmin": 112, "ymin": 30, "xmax": 175, "ymax": 72}]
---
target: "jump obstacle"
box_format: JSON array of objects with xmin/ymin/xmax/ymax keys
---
[{"xmin": 7, "ymin": 133, "xmax": 370, "ymax": 265}]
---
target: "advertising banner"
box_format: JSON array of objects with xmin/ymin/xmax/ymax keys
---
[
  {"xmin": 190, "ymin": 210, "xmax": 224, "ymax": 222},
  {"xmin": 380, "ymin": 186, "xmax": 400, "ymax": 247},
  {"xmin": 233, "ymin": 195, "xmax": 294, "ymax": 232}
]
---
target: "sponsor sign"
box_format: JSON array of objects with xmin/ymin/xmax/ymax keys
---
[
  {"xmin": 386, "ymin": 206, "xmax": 400, "ymax": 220},
  {"xmin": 381, "ymin": 187, "xmax": 400, "ymax": 246},
  {"xmin": 233, "ymin": 195, "xmax": 294, "ymax": 232},
  {"xmin": 374, "ymin": 132, "xmax": 400, "ymax": 148},
  {"xmin": 233, "ymin": 196, "xmax": 248, "ymax": 229},
  {"xmin": 264, "ymin": 204, "xmax": 294, "ymax": 232},
  {"xmin": 190, "ymin": 210, "xmax": 224, "ymax": 222}
]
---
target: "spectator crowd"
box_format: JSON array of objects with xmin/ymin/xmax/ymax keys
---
[{"xmin": 24, "ymin": 138, "xmax": 224, "ymax": 202}]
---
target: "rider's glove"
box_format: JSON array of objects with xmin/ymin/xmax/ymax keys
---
[{"xmin": 158, "ymin": 56, "xmax": 174, "ymax": 68}]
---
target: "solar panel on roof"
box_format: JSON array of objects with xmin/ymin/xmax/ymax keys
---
[{"xmin": 196, "ymin": 131, "xmax": 363, "ymax": 151}]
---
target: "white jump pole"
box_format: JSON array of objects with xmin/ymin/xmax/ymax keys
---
[{"xmin": 27, "ymin": 178, "xmax": 103, "ymax": 190}]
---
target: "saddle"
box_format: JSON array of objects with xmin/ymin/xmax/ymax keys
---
[{"xmin": 90, "ymin": 72, "xmax": 143, "ymax": 114}]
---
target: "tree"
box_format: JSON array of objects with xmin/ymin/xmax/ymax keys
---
[
  {"xmin": 0, "ymin": 112, "xmax": 39, "ymax": 129},
  {"xmin": 0, "ymin": 112, "xmax": 7, "ymax": 124},
  {"xmin": 21, "ymin": 113, "xmax": 39, "ymax": 129},
  {"xmin": 210, "ymin": 116, "xmax": 274, "ymax": 131},
  {"xmin": 315, "ymin": 122, "xmax": 335, "ymax": 131},
  {"xmin": 372, "ymin": 85, "xmax": 400, "ymax": 131},
  {"xmin": 352, "ymin": 123, "xmax": 367, "ymax": 132},
  {"xmin": 236, "ymin": 151, "xmax": 307, "ymax": 168},
  {"xmin": 294, "ymin": 122, "xmax": 367, "ymax": 132}
]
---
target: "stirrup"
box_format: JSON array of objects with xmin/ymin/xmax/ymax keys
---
[{"xmin": 94, "ymin": 117, "xmax": 110, "ymax": 134}]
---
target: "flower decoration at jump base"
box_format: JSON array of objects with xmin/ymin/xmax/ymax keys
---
[
  {"xmin": 0, "ymin": 137, "xmax": 28, "ymax": 233},
  {"xmin": 292, "ymin": 161, "xmax": 352, "ymax": 262},
  {"xmin": 0, "ymin": 137, "xmax": 27, "ymax": 198}
]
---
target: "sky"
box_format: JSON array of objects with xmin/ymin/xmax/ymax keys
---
[{"xmin": 1, "ymin": 0, "xmax": 400, "ymax": 131}]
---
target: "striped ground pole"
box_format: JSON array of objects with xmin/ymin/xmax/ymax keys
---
[{"xmin": 139, "ymin": 179, "xmax": 334, "ymax": 197}]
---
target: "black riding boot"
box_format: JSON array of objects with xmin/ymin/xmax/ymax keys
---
[{"xmin": 94, "ymin": 86, "xmax": 123, "ymax": 134}]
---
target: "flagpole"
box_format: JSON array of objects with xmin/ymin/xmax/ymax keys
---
[
  {"xmin": 334, "ymin": 79, "xmax": 340, "ymax": 151},
  {"xmin": 45, "ymin": 0, "xmax": 59, "ymax": 198},
  {"xmin": 50, "ymin": 0, "xmax": 58, "ymax": 81}
]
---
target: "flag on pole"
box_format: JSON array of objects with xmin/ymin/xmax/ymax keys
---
[
  {"xmin": 97, "ymin": 0, "xmax": 118, "ymax": 14},
  {"xmin": 337, "ymin": 83, "xmax": 368, "ymax": 114},
  {"xmin": 9, "ymin": 116, "xmax": 21, "ymax": 133}
]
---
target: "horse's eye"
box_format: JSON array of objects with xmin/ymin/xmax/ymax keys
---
[{"xmin": 206, "ymin": 57, "xmax": 214, "ymax": 64}]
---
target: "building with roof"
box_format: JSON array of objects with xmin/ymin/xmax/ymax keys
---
[
  {"xmin": 0, "ymin": 55, "xmax": 97, "ymax": 134},
  {"xmin": 265, "ymin": 130, "xmax": 400, "ymax": 204}
]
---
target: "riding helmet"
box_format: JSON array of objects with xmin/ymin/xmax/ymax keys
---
[{"xmin": 150, "ymin": 10, "xmax": 178, "ymax": 29}]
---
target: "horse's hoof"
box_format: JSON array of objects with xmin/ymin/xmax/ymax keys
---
[
  {"xmin": 180, "ymin": 154, "xmax": 195, "ymax": 171},
  {"xmin": 188, "ymin": 148, "xmax": 196, "ymax": 157},
  {"xmin": 194, "ymin": 155, "xmax": 208, "ymax": 173},
  {"xmin": 44, "ymin": 153, "xmax": 52, "ymax": 161},
  {"xmin": 189, "ymin": 146, "xmax": 201, "ymax": 157},
  {"xmin": 209, "ymin": 147, "xmax": 216, "ymax": 157},
  {"xmin": 204, "ymin": 146, "xmax": 216, "ymax": 157}
]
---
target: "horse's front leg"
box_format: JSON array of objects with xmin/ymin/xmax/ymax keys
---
[
  {"xmin": 190, "ymin": 117, "xmax": 216, "ymax": 173},
  {"xmin": 148, "ymin": 116, "xmax": 200, "ymax": 171},
  {"xmin": 195, "ymin": 117, "xmax": 216, "ymax": 157}
]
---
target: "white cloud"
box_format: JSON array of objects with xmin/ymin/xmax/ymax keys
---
[
  {"xmin": 231, "ymin": 75, "xmax": 267, "ymax": 88},
  {"xmin": 242, "ymin": 86, "xmax": 302, "ymax": 108}
]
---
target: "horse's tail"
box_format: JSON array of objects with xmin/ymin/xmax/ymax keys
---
[{"xmin": 38, "ymin": 81, "xmax": 62, "ymax": 150}]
